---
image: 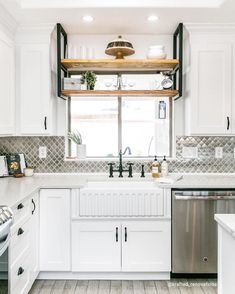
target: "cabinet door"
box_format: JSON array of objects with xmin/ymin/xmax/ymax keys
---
[
  {"xmin": 0, "ymin": 30, "xmax": 15, "ymax": 135},
  {"xmin": 122, "ymin": 221, "xmax": 171, "ymax": 272},
  {"xmin": 18, "ymin": 44, "xmax": 51, "ymax": 135},
  {"xmin": 190, "ymin": 43, "xmax": 232, "ymax": 135},
  {"xmin": 40, "ymin": 189, "xmax": 71, "ymax": 271},
  {"xmin": 72, "ymin": 222, "xmax": 121, "ymax": 272},
  {"xmin": 29, "ymin": 194, "xmax": 39, "ymax": 284}
]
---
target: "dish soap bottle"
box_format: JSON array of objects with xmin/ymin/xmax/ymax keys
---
[
  {"xmin": 152, "ymin": 156, "xmax": 160, "ymax": 178},
  {"xmin": 161, "ymin": 156, "xmax": 168, "ymax": 177}
]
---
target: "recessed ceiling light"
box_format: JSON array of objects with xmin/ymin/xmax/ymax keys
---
[
  {"xmin": 82, "ymin": 15, "xmax": 94, "ymax": 22},
  {"xmin": 147, "ymin": 15, "xmax": 159, "ymax": 22}
]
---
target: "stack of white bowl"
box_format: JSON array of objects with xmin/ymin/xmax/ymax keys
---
[{"xmin": 147, "ymin": 45, "xmax": 167, "ymax": 59}]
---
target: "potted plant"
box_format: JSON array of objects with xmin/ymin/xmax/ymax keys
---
[
  {"xmin": 81, "ymin": 71, "xmax": 97, "ymax": 90},
  {"xmin": 68, "ymin": 130, "xmax": 86, "ymax": 159}
]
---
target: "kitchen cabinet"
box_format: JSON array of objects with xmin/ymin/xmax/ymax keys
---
[
  {"xmin": 184, "ymin": 25, "xmax": 235, "ymax": 135},
  {"xmin": 72, "ymin": 222, "xmax": 121, "ymax": 272},
  {"xmin": 122, "ymin": 221, "xmax": 171, "ymax": 272},
  {"xmin": 0, "ymin": 29, "xmax": 15, "ymax": 135},
  {"xmin": 29, "ymin": 194, "xmax": 39, "ymax": 284},
  {"xmin": 9, "ymin": 193, "xmax": 39, "ymax": 294},
  {"xmin": 189, "ymin": 42, "xmax": 232, "ymax": 135},
  {"xmin": 215, "ymin": 214, "xmax": 235, "ymax": 294},
  {"xmin": 40, "ymin": 189, "xmax": 71, "ymax": 271},
  {"xmin": 15, "ymin": 25, "xmax": 58, "ymax": 135},
  {"xmin": 72, "ymin": 220, "xmax": 171, "ymax": 273},
  {"xmin": 17, "ymin": 43, "xmax": 54, "ymax": 135}
]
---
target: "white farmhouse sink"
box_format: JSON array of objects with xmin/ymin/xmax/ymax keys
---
[{"xmin": 85, "ymin": 180, "xmax": 158, "ymax": 189}]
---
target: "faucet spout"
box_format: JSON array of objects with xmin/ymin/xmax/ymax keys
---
[{"xmin": 122, "ymin": 146, "xmax": 132, "ymax": 156}]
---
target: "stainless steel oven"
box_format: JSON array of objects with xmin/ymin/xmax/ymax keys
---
[
  {"xmin": 0, "ymin": 206, "xmax": 13, "ymax": 293},
  {"xmin": 172, "ymin": 189, "xmax": 235, "ymax": 274}
]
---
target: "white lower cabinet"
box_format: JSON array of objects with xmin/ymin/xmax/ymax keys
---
[
  {"xmin": 9, "ymin": 193, "xmax": 39, "ymax": 294},
  {"xmin": 72, "ymin": 220, "xmax": 171, "ymax": 273},
  {"xmin": 40, "ymin": 189, "xmax": 71, "ymax": 271},
  {"xmin": 122, "ymin": 221, "xmax": 171, "ymax": 272},
  {"xmin": 72, "ymin": 222, "xmax": 121, "ymax": 272}
]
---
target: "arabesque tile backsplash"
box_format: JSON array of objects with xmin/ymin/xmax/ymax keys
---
[{"xmin": 0, "ymin": 136, "xmax": 235, "ymax": 173}]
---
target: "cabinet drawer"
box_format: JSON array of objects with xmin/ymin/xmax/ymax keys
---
[
  {"xmin": 10, "ymin": 248, "xmax": 30, "ymax": 294},
  {"xmin": 74, "ymin": 189, "xmax": 164, "ymax": 218},
  {"xmin": 12, "ymin": 198, "xmax": 32, "ymax": 232},
  {"xmin": 10, "ymin": 218, "xmax": 31, "ymax": 266}
]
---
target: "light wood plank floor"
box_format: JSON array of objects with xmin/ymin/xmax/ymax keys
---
[{"xmin": 29, "ymin": 279, "xmax": 217, "ymax": 294}]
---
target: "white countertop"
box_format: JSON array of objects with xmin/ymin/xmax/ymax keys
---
[
  {"xmin": 2, "ymin": 173, "xmax": 235, "ymax": 208},
  {"xmin": 215, "ymin": 214, "xmax": 235, "ymax": 238}
]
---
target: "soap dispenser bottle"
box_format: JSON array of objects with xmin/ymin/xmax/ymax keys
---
[
  {"xmin": 161, "ymin": 156, "xmax": 168, "ymax": 177},
  {"xmin": 151, "ymin": 156, "xmax": 160, "ymax": 178}
]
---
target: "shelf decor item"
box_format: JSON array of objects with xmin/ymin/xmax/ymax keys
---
[
  {"xmin": 147, "ymin": 45, "xmax": 167, "ymax": 59},
  {"xmin": 68, "ymin": 131, "xmax": 86, "ymax": 159},
  {"xmin": 81, "ymin": 71, "xmax": 97, "ymax": 90},
  {"xmin": 105, "ymin": 35, "xmax": 135, "ymax": 59}
]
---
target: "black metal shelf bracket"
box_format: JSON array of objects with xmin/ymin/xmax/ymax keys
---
[
  {"xmin": 57, "ymin": 23, "xmax": 68, "ymax": 100},
  {"xmin": 173, "ymin": 23, "xmax": 183, "ymax": 100}
]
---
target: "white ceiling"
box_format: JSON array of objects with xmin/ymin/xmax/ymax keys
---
[{"xmin": 0, "ymin": 0, "xmax": 235, "ymax": 34}]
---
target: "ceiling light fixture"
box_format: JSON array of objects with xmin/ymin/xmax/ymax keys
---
[
  {"xmin": 82, "ymin": 15, "xmax": 94, "ymax": 22},
  {"xmin": 147, "ymin": 15, "xmax": 159, "ymax": 22}
]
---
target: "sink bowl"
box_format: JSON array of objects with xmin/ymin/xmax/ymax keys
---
[{"xmin": 85, "ymin": 180, "xmax": 158, "ymax": 189}]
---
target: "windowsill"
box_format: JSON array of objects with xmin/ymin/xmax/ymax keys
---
[{"xmin": 65, "ymin": 156, "xmax": 176, "ymax": 162}]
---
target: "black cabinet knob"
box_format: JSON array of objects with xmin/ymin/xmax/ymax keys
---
[
  {"xmin": 17, "ymin": 267, "xmax": 24, "ymax": 276},
  {"xmin": 17, "ymin": 203, "xmax": 24, "ymax": 210},
  {"xmin": 17, "ymin": 228, "xmax": 24, "ymax": 236}
]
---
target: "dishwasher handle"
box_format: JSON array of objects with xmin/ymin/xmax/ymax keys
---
[{"xmin": 174, "ymin": 195, "xmax": 235, "ymax": 200}]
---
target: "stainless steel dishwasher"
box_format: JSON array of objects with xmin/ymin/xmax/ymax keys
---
[{"xmin": 172, "ymin": 189, "xmax": 235, "ymax": 274}]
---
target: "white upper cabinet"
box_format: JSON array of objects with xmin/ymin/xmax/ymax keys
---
[
  {"xmin": 15, "ymin": 25, "xmax": 57, "ymax": 135},
  {"xmin": 18, "ymin": 44, "xmax": 51, "ymax": 135},
  {"xmin": 184, "ymin": 25, "xmax": 235, "ymax": 135},
  {"xmin": 190, "ymin": 43, "xmax": 232, "ymax": 135},
  {"xmin": 0, "ymin": 30, "xmax": 15, "ymax": 135}
]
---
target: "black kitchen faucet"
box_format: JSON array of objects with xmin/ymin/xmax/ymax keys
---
[{"xmin": 108, "ymin": 150, "xmax": 133, "ymax": 178}]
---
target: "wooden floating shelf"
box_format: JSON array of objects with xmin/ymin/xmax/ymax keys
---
[
  {"xmin": 61, "ymin": 89, "xmax": 179, "ymax": 98},
  {"xmin": 61, "ymin": 58, "xmax": 179, "ymax": 72}
]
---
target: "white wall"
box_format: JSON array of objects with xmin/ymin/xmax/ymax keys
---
[{"xmin": 68, "ymin": 34, "xmax": 173, "ymax": 58}]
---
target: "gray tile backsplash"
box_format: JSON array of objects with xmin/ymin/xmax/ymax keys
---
[{"xmin": 0, "ymin": 136, "xmax": 235, "ymax": 173}]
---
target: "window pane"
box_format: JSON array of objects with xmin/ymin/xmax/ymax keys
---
[
  {"xmin": 70, "ymin": 97, "xmax": 118, "ymax": 157},
  {"xmin": 122, "ymin": 97, "xmax": 170, "ymax": 157}
]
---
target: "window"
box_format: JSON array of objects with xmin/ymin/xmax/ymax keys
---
[{"xmin": 69, "ymin": 74, "xmax": 171, "ymax": 158}]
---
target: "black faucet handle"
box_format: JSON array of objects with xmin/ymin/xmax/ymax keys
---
[
  {"xmin": 141, "ymin": 164, "xmax": 145, "ymax": 178},
  {"xmin": 127, "ymin": 162, "xmax": 134, "ymax": 178},
  {"xmin": 108, "ymin": 163, "xmax": 114, "ymax": 178}
]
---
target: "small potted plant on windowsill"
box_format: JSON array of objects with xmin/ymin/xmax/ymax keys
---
[
  {"xmin": 81, "ymin": 71, "xmax": 97, "ymax": 90},
  {"xmin": 68, "ymin": 130, "xmax": 86, "ymax": 159}
]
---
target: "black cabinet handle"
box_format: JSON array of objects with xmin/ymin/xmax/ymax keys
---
[
  {"xmin": 44, "ymin": 116, "xmax": 47, "ymax": 130},
  {"xmin": 125, "ymin": 227, "xmax": 127, "ymax": 242},
  {"xmin": 17, "ymin": 203, "xmax": 24, "ymax": 210},
  {"xmin": 227, "ymin": 116, "xmax": 230, "ymax": 130},
  {"xmin": 141, "ymin": 164, "xmax": 145, "ymax": 178},
  {"xmin": 17, "ymin": 228, "xmax": 24, "ymax": 236},
  {"xmin": 17, "ymin": 267, "xmax": 24, "ymax": 276},
  {"xmin": 32, "ymin": 199, "xmax": 36, "ymax": 215},
  {"xmin": 116, "ymin": 227, "xmax": 118, "ymax": 242}
]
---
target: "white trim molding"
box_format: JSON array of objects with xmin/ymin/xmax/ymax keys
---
[{"xmin": 184, "ymin": 23, "xmax": 235, "ymax": 34}]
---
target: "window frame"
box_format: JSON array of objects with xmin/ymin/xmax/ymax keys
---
[{"xmin": 67, "ymin": 74, "xmax": 173, "ymax": 159}]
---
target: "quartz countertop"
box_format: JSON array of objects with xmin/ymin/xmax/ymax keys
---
[
  {"xmin": 2, "ymin": 173, "xmax": 235, "ymax": 208},
  {"xmin": 215, "ymin": 214, "xmax": 235, "ymax": 238}
]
